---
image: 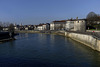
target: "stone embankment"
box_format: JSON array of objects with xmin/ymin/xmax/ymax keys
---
[
  {"xmin": 65, "ymin": 31, "xmax": 100, "ymax": 52},
  {"xmin": 55, "ymin": 31, "xmax": 100, "ymax": 52}
]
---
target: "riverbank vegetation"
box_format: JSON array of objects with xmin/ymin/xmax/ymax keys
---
[
  {"xmin": 86, "ymin": 12, "xmax": 100, "ymax": 30},
  {"xmin": 0, "ymin": 22, "xmax": 16, "ymax": 42}
]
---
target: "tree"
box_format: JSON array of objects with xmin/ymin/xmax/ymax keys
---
[
  {"xmin": 86, "ymin": 12, "xmax": 97, "ymax": 19},
  {"xmin": 0, "ymin": 26, "xmax": 3, "ymax": 31},
  {"xmin": 86, "ymin": 12, "xmax": 98, "ymax": 25},
  {"xmin": 8, "ymin": 23, "xmax": 15, "ymax": 33}
]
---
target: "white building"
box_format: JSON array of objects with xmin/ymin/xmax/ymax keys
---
[
  {"xmin": 74, "ymin": 19, "xmax": 86, "ymax": 32},
  {"xmin": 65, "ymin": 20, "xmax": 74, "ymax": 31},
  {"xmin": 42, "ymin": 24, "xmax": 46, "ymax": 30},
  {"xmin": 37, "ymin": 25, "xmax": 43, "ymax": 30},
  {"xmin": 37, "ymin": 23, "xmax": 50, "ymax": 31},
  {"xmin": 50, "ymin": 18, "xmax": 86, "ymax": 32},
  {"xmin": 50, "ymin": 20, "xmax": 66, "ymax": 30},
  {"xmin": 50, "ymin": 20, "xmax": 74, "ymax": 31},
  {"xmin": 3, "ymin": 27, "xmax": 8, "ymax": 31},
  {"xmin": 25, "ymin": 27, "xmax": 28, "ymax": 30},
  {"xmin": 43, "ymin": 23, "xmax": 50, "ymax": 30},
  {"xmin": 14, "ymin": 26, "xmax": 18, "ymax": 30}
]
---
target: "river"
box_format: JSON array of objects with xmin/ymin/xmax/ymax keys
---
[{"xmin": 0, "ymin": 33, "xmax": 100, "ymax": 67}]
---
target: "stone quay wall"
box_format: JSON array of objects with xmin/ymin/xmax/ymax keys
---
[{"xmin": 65, "ymin": 32, "xmax": 100, "ymax": 52}]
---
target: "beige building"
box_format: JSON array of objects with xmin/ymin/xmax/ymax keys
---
[
  {"xmin": 74, "ymin": 19, "xmax": 86, "ymax": 32},
  {"xmin": 37, "ymin": 25, "xmax": 43, "ymax": 30},
  {"xmin": 50, "ymin": 20, "xmax": 66, "ymax": 30},
  {"xmin": 37, "ymin": 23, "xmax": 50, "ymax": 31},
  {"xmin": 65, "ymin": 20, "xmax": 74, "ymax": 31},
  {"xmin": 3, "ymin": 27, "xmax": 8, "ymax": 31}
]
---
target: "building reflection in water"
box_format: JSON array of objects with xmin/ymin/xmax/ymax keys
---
[
  {"xmin": 1, "ymin": 33, "xmax": 100, "ymax": 66},
  {"xmin": 25, "ymin": 33, "xmax": 28, "ymax": 38},
  {"xmin": 9, "ymin": 41, "xmax": 15, "ymax": 48},
  {"xmin": 50, "ymin": 34, "xmax": 55, "ymax": 44},
  {"xmin": 38, "ymin": 34, "xmax": 47, "ymax": 41},
  {"xmin": 15, "ymin": 33, "xmax": 29, "ymax": 39},
  {"xmin": 37, "ymin": 34, "xmax": 57, "ymax": 47},
  {"xmin": 37, "ymin": 34, "xmax": 47, "ymax": 46}
]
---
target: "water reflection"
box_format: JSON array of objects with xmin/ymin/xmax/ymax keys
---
[
  {"xmin": 9, "ymin": 41, "xmax": 15, "ymax": 48},
  {"xmin": 0, "ymin": 33, "xmax": 100, "ymax": 67},
  {"xmin": 38, "ymin": 34, "xmax": 47, "ymax": 41},
  {"xmin": 15, "ymin": 33, "xmax": 29, "ymax": 39},
  {"xmin": 50, "ymin": 34, "xmax": 55, "ymax": 46},
  {"xmin": 64, "ymin": 38, "xmax": 100, "ymax": 67}
]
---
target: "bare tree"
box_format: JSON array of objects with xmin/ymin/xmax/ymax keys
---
[
  {"xmin": 8, "ymin": 23, "xmax": 15, "ymax": 33},
  {"xmin": 0, "ymin": 26, "xmax": 3, "ymax": 31},
  {"xmin": 86, "ymin": 12, "xmax": 100, "ymax": 25},
  {"xmin": 86, "ymin": 12, "xmax": 98, "ymax": 25},
  {"xmin": 86, "ymin": 12, "xmax": 97, "ymax": 19}
]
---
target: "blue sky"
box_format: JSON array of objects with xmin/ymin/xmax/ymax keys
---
[{"xmin": 0, "ymin": 0, "xmax": 100, "ymax": 25}]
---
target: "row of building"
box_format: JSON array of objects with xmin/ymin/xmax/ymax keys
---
[
  {"xmin": 3, "ymin": 17, "xmax": 86, "ymax": 32},
  {"xmin": 50, "ymin": 18, "xmax": 86, "ymax": 32}
]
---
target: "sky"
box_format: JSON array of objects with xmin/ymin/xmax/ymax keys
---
[{"xmin": 0, "ymin": 0, "xmax": 100, "ymax": 25}]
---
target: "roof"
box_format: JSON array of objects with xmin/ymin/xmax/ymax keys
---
[
  {"xmin": 53, "ymin": 20, "xmax": 67, "ymax": 22},
  {"xmin": 67, "ymin": 19, "xmax": 87, "ymax": 21},
  {"xmin": 51, "ymin": 19, "xmax": 86, "ymax": 23},
  {"xmin": 38, "ymin": 23, "xmax": 47, "ymax": 26}
]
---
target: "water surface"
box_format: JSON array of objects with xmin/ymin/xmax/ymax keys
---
[{"xmin": 0, "ymin": 33, "xmax": 100, "ymax": 67}]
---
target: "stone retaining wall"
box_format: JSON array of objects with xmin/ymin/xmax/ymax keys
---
[{"xmin": 65, "ymin": 32, "xmax": 100, "ymax": 52}]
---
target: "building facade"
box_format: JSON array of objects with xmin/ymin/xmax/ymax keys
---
[
  {"xmin": 50, "ymin": 20, "xmax": 66, "ymax": 30},
  {"xmin": 37, "ymin": 25, "xmax": 43, "ymax": 30},
  {"xmin": 65, "ymin": 20, "xmax": 74, "ymax": 31},
  {"xmin": 74, "ymin": 19, "xmax": 86, "ymax": 32},
  {"xmin": 37, "ymin": 23, "xmax": 50, "ymax": 31}
]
